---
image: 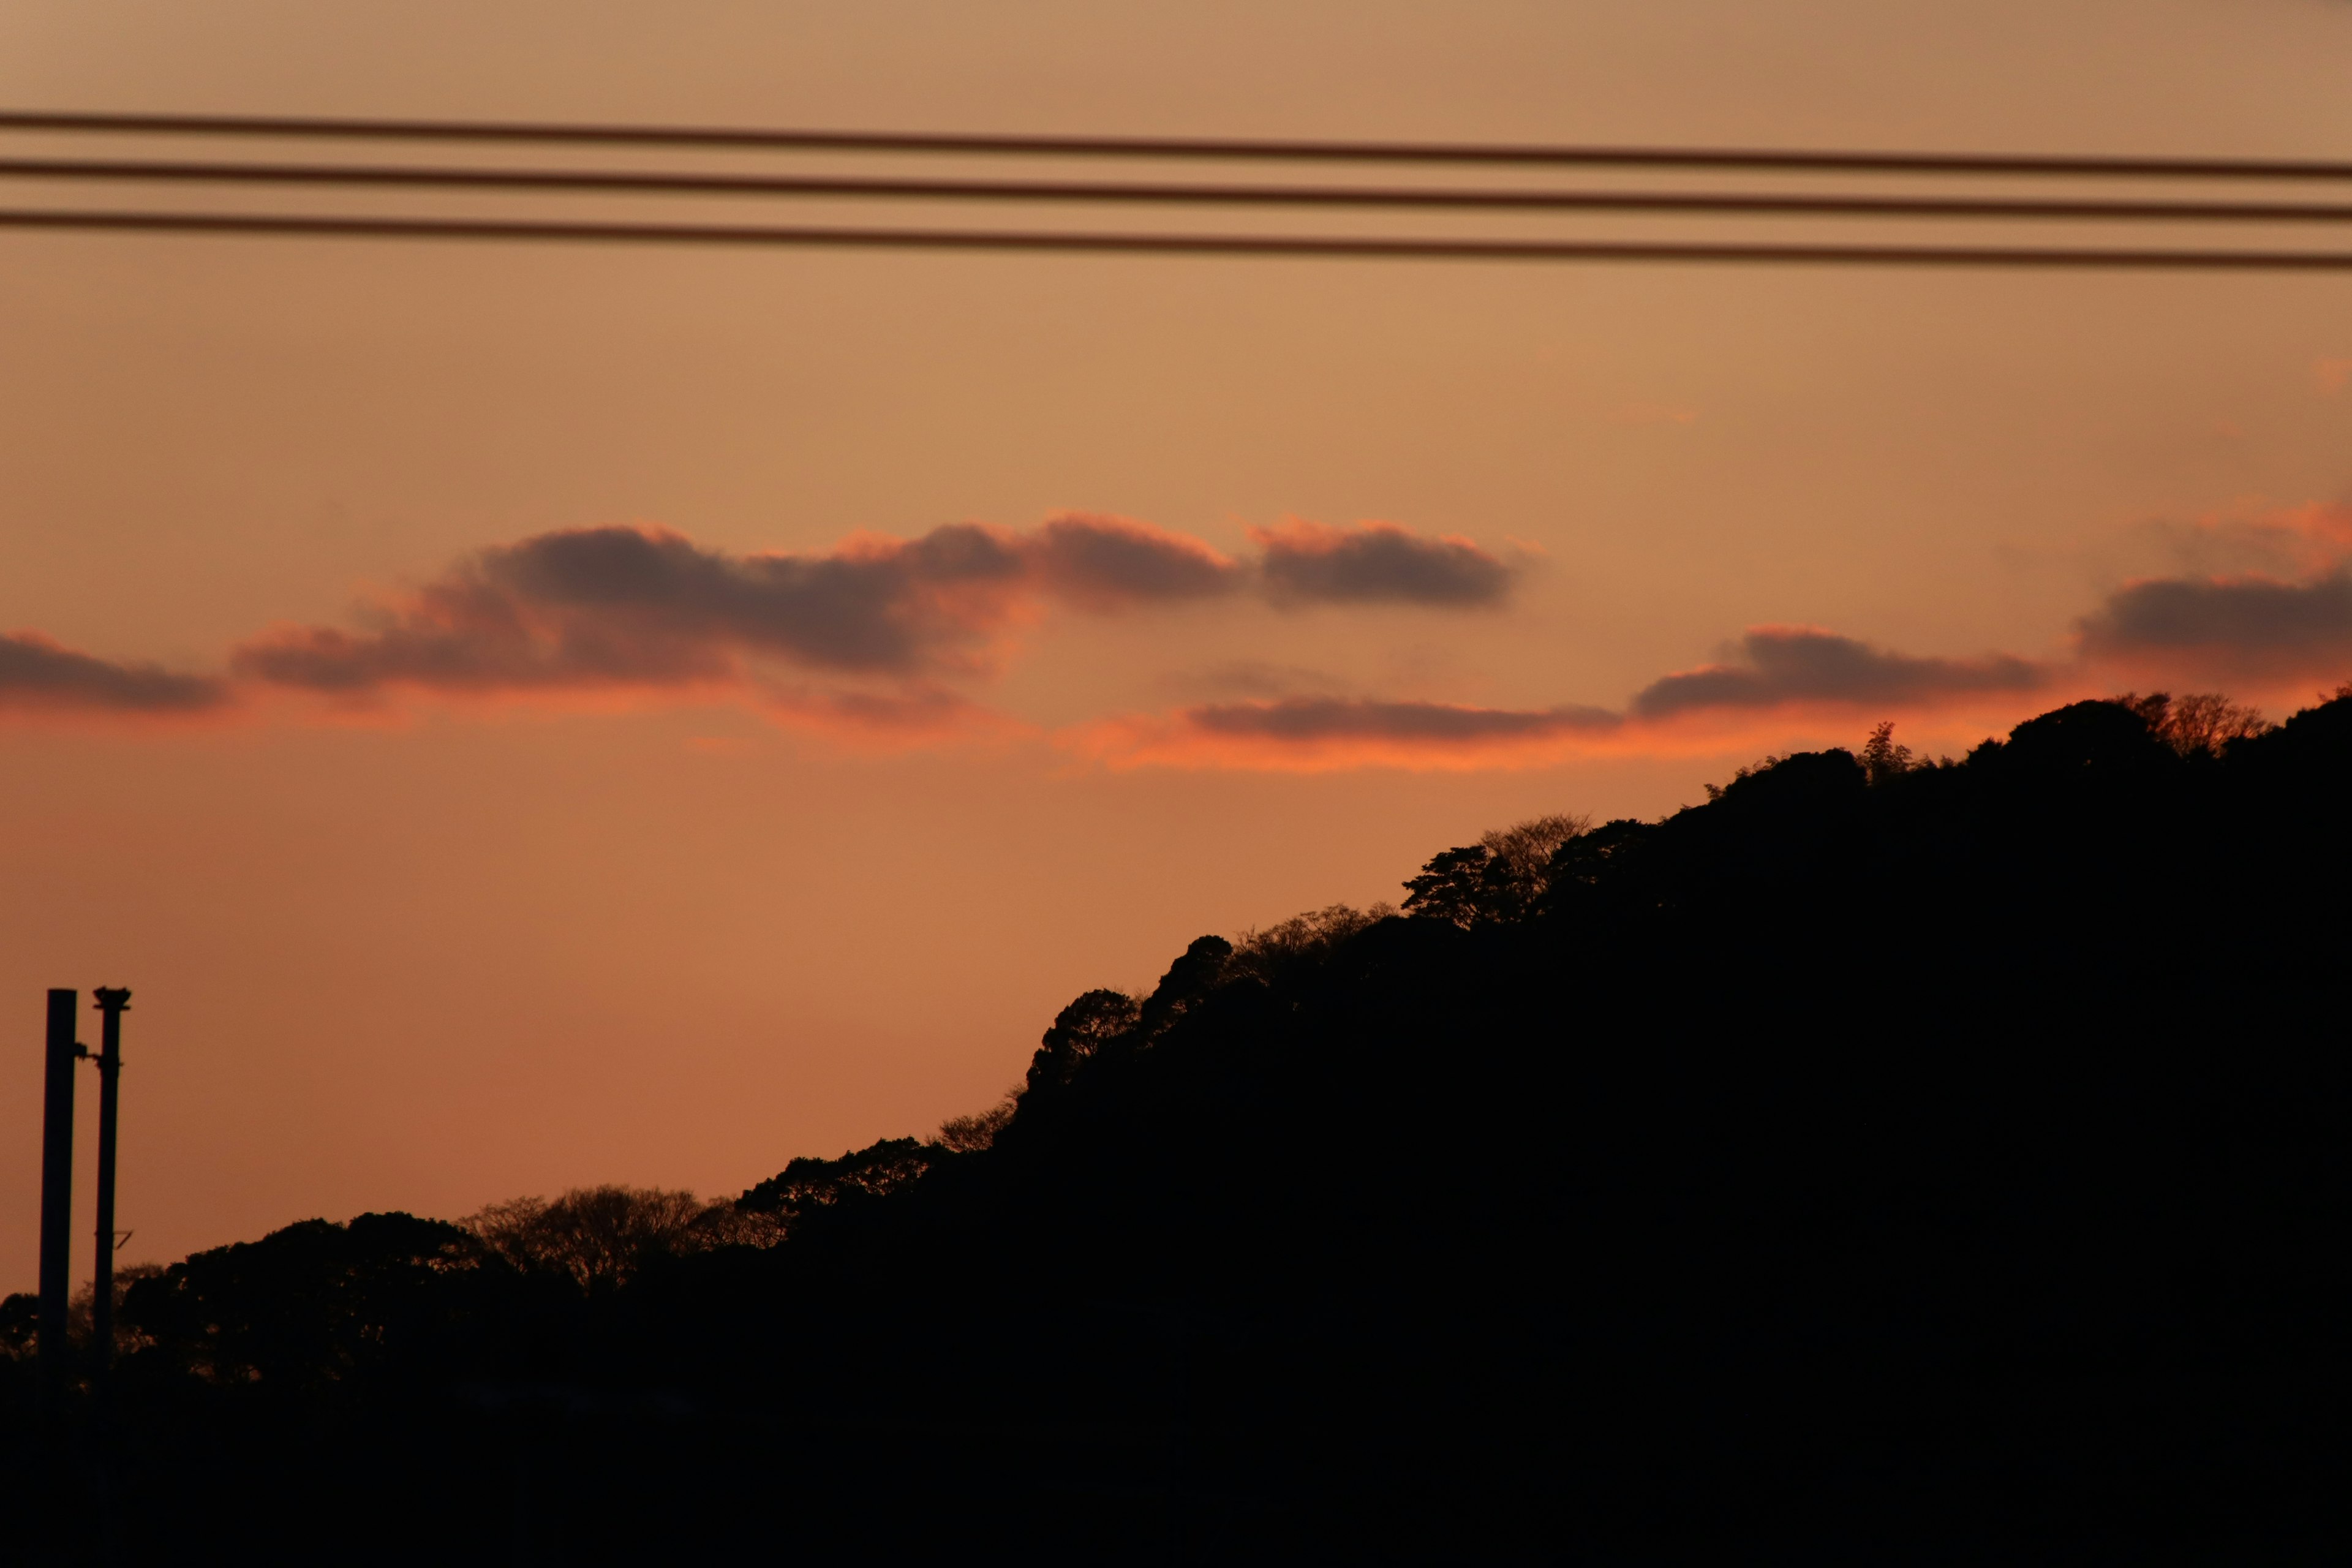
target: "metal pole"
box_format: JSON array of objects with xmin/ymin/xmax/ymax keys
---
[
  {"xmin": 37, "ymin": 989, "xmax": 79, "ymax": 1374},
  {"xmin": 89, "ymin": 989, "xmax": 130, "ymax": 1371}
]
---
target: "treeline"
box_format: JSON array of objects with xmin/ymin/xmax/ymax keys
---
[{"xmin": 7, "ymin": 688, "xmax": 2352, "ymax": 1562}]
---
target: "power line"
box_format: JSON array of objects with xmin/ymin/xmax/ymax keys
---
[
  {"xmin": 4, "ymin": 110, "xmax": 2350, "ymax": 182},
  {"xmin": 7, "ymin": 208, "xmax": 2352, "ymax": 269},
  {"xmin": 8, "ymin": 157, "xmax": 2352, "ymax": 223}
]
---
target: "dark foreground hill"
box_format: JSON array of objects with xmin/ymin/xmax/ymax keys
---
[{"xmin": 7, "ymin": 694, "xmax": 2352, "ymax": 1563}]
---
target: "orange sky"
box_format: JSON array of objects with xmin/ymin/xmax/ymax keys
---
[{"xmin": 4, "ymin": 0, "xmax": 2351, "ymax": 1293}]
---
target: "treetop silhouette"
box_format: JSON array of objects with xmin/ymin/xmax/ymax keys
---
[{"xmin": 10, "ymin": 685, "xmax": 2352, "ymax": 1560}]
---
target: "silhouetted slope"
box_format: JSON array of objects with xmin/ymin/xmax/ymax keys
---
[{"xmin": 7, "ymin": 695, "xmax": 2351, "ymax": 1562}]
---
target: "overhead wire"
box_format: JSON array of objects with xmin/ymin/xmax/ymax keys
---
[
  {"xmin": 4, "ymin": 109, "xmax": 2351, "ymax": 269},
  {"xmin": 6, "ymin": 209, "xmax": 2352, "ymax": 270},
  {"xmin": 4, "ymin": 109, "xmax": 2351, "ymax": 181},
  {"xmin": 6, "ymin": 157, "xmax": 2352, "ymax": 223}
]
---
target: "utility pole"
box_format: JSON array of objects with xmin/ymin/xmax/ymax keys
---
[
  {"xmin": 89, "ymin": 989, "xmax": 131, "ymax": 1371},
  {"xmin": 37, "ymin": 989, "xmax": 78, "ymax": 1378}
]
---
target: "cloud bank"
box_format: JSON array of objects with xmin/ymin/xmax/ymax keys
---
[
  {"xmin": 1252, "ymin": 519, "xmax": 1518, "ymax": 607},
  {"xmin": 1073, "ymin": 696, "xmax": 1622, "ymax": 771},
  {"xmin": 1025, "ymin": 513, "xmax": 1240, "ymax": 608},
  {"xmin": 1079, "ymin": 626, "xmax": 2068, "ymax": 771},
  {"xmin": 0, "ymin": 633, "xmax": 228, "ymax": 717},
  {"xmin": 232, "ymin": 514, "xmax": 1515, "ymax": 718},
  {"xmin": 2078, "ymin": 571, "xmax": 2352, "ymax": 674},
  {"xmin": 236, "ymin": 523, "xmax": 1028, "ymax": 698},
  {"xmin": 33, "ymin": 500, "xmax": 2352, "ymax": 764},
  {"xmin": 1183, "ymin": 696, "xmax": 1617, "ymax": 743},
  {"xmin": 1087, "ymin": 538, "xmax": 2352, "ymax": 770},
  {"xmin": 1632, "ymin": 627, "xmax": 2046, "ymax": 718}
]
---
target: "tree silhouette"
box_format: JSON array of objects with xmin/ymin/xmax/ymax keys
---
[
  {"xmin": 118, "ymin": 1210, "xmax": 472, "ymax": 1387},
  {"xmin": 1401, "ymin": 814, "xmax": 1587, "ymax": 926},
  {"xmin": 1022, "ymin": 989, "xmax": 1142, "ymax": 1091},
  {"xmin": 1856, "ymin": 719, "xmax": 1917, "ymax": 783},
  {"xmin": 19, "ymin": 686, "xmax": 2352, "ymax": 1562},
  {"xmin": 0, "ymin": 1292, "xmax": 35, "ymax": 1362},
  {"xmin": 2116, "ymin": 690, "xmax": 2271, "ymax": 756},
  {"xmin": 736, "ymin": 1138, "xmax": 933, "ymax": 1229},
  {"xmin": 1136, "ymin": 933, "xmax": 1233, "ymax": 1039},
  {"xmin": 462, "ymin": 1185, "xmax": 769, "ymax": 1292},
  {"xmin": 934, "ymin": 1092, "xmax": 1020, "ymax": 1153}
]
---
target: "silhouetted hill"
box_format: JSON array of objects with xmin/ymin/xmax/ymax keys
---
[{"xmin": 7, "ymin": 693, "xmax": 2351, "ymax": 1562}]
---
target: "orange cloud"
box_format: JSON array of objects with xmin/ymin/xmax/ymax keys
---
[
  {"xmin": 228, "ymin": 515, "xmax": 1528, "ymax": 736},
  {"xmin": 1068, "ymin": 696, "xmax": 1623, "ymax": 772},
  {"xmin": 51, "ymin": 502, "xmax": 2352, "ymax": 769},
  {"xmin": 228, "ymin": 517, "xmax": 1242, "ymax": 715},
  {"xmin": 233, "ymin": 524, "xmax": 1032, "ymax": 699},
  {"xmin": 1068, "ymin": 622, "xmax": 2084, "ymax": 773},
  {"xmin": 1631, "ymin": 626, "xmax": 2046, "ymax": 718},
  {"xmin": 1064, "ymin": 677, "xmax": 2075, "ymax": 774},
  {"xmin": 1061, "ymin": 560, "xmax": 2352, "ymax": 774},
  {"xmin": 0, "ymin": 631, "xmax": 231, "ymax": 722},
  {"xmin": 2077, "ymin": 568, "xmax": 2352, "ymax": 680},
  {"xmin": 1248, "ymin": 519, "xmax": 1520, "ymax": 607},
  {"xmin": 2143, "ymin": 499, "xmax": 2352, "ymax": 579},
  {"xmin": 1022, "ymin": 513, "xmax": 1240, "ymax": 609}
]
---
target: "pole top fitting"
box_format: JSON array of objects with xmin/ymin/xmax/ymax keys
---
[{"xmin": 92, "ymin": 987, "xmax": 131, "ymax": 1012}]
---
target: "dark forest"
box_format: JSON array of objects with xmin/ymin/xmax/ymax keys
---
[{"xmin": 7, "ymin": 690, "xmax": 2351, "ymax": 1562}]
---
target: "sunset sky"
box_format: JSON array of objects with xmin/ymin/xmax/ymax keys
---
[{"xmin": 4, "ymin": 0, "xmax": 2350, "ymax": 1293}]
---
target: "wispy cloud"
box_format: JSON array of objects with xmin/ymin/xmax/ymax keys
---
[
  {"xmin": 0, "ymin": 632, "xmax": 229, "ymax": 718},
  {"xmin": 1631, "ymin": 627, "xmax": 2045, "ymax": 718},
  {"xmin": 1189, "ymin": 696, "xmax": 1618, "ymax": 744},
  {"xmin": 2125, "ymin": 500, "xmax": 2352, "ymax": 581},
  {"xmin": 1074, "ymin": 619, "xmax": 2075, "ymax": 771},
  {"xmin": 1071, "ymin": 696, "xmax": 1621, "ymax": 771},
  {"xmin": 2061, "ymin": 502, "xmax": 2352, "ymax": 680}
]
